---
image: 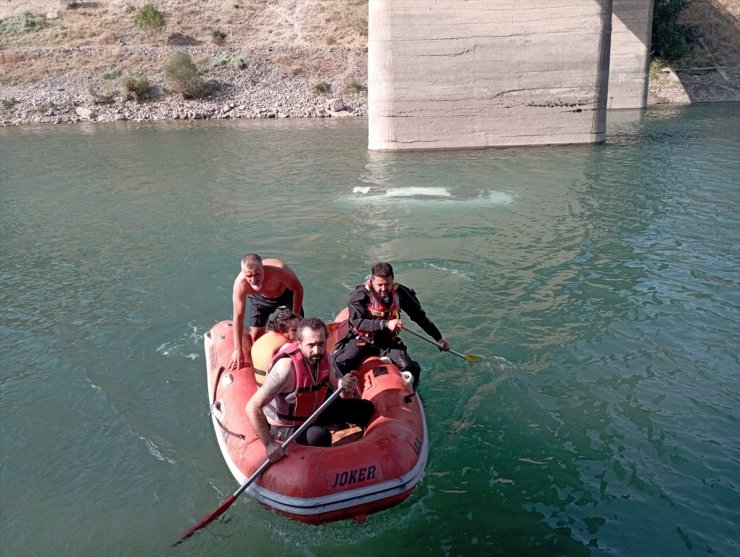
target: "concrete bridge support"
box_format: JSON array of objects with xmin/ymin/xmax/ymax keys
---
[
  {"xmin": 368, "ymin": 0, "xmax": 652, "ymax": 151},
  {"xmin": 609, "ymin": 0, "xmax": 654, "ymax": 109}
]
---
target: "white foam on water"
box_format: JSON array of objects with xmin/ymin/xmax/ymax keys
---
[
  {"xmin": 487, "ymin": 191, "xmax": 515, "ymax": 205},
  {"xmin": 385, "ymin": 187, "xmax": 452, "ymax": 198},
  {"xmin": 156, "ymin": 324, "xmax": 204, "ymax": 359},
  {"xmin": 343, "ymin": 189, "xmax": 515, "ymax": 207},
  {"xmin": 422, "ymin": 262, "xmax": 474, "ymax": 280},
  {"xmin": 140, "ymin": 435, "xmax": 177, "ymax": 464}
]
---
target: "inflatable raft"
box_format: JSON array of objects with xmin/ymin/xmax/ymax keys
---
[{"xmin": 203, "ymin": 313, "xmax": 428, "ymax": 524}]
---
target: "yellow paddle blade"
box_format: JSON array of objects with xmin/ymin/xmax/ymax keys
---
[{"xmin": 449, "ymin": 348, "xmax": 483, "ymax": 363}]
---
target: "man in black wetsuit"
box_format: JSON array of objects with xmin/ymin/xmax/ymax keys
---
[{"xmin": 333, "ymin": 262, "xmax": 450, "ymax": 389}]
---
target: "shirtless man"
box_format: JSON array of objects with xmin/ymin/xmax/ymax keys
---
[{"xmin": 230, "ymin": 253, "xmax": 304, "ymax": 370}]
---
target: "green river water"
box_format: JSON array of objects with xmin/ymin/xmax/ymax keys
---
[{"xmin": 1, "ymin": 105, "xmax": 738, "ymax": 557}]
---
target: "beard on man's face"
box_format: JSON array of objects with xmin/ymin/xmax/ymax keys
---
[{"xmin": 306, "ymin": 353, "xmax": 323, "ymax": 365}]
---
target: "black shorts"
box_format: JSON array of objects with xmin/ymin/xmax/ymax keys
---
[
  {"xmin": 269, "ymin": 397, "xmax": 375, "ymax": 447},
  {"xmin": 247, "ymin": 288, "xmax": 303, "ymax": 328}
]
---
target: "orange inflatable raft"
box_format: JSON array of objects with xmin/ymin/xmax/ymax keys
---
[{"xmin": 203, "ymin": 312, "xmax": 428, "ymax": 524}]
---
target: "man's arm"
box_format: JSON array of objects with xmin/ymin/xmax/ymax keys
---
[
  {"xmin": 230, "ymin": 276, "xmax": 250, "ymax": 369},
  {"xmin": 329, "ymin": 355, "xmax": 360, "ymax": 398},
  {"xmin": 397, "ymin": 285, "xmax": 443, "ymax": 341},
  {"xmin": 280, "ymin": 265, "xmax": 304, "ymax": 315},
  {"xmin": 245, "ymin": 360, "xmax": 292, "ymax": 462}
]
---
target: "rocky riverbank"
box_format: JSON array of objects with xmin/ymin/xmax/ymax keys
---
[{"xmin": 0, "ymin": 45, "xmax": 368, "ymax": 126}]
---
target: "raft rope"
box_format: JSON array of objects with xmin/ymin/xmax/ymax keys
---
[
  {"xmin": 210, "ymin": 402, "xmax": 247, "ymax": 441},
  {"xmin": 210, "ymin": 366, "xmax": 247, "ymax": 441}
]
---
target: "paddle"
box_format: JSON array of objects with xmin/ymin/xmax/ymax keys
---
[
  {"xmin": 175, "ymin": 386, "xmax": 345, "ymax": 544},
  {"xmin": 403, "ymin": 327, "xmax": 483, "ymax": 363}
]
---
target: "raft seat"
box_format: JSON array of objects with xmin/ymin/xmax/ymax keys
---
[{"xmin": 331, "ymin": 425, "xmax": 363, "ymax": 446}]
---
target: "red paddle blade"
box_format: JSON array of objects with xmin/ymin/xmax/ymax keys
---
[{"xmin": 174, "ymin": 493, "xmax": 237, "ymax": 545}]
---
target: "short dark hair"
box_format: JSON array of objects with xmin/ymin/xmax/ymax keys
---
[
  {"xmin": 267, "ymin": 309, "xmax": 301, "ymax": 334},
  {"xmin": 371, "ymin": 262, "xmax": 394, "ymax": 279},
  {"xmin": 297, "ymin": 317, "xmax": 327, "ymax": 340}
]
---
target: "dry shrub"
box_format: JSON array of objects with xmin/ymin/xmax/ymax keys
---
[
  {"xmin": 120, "ymin": 72, "xmax": 152, "ymax": 102},
  {"xmin": 164, "ymin": 50, "xmax": 209, "ymax": 98},
  {"xmin": 303, "ymin": 0, "xmax": 367, "ymax": 46},
  {"xmin": 133, "ymin": 3, "xmax": 165, "ymax": 32},
  {"xmin": 274, "ymin": 53, "xmax": 303, "ymax": 76}
]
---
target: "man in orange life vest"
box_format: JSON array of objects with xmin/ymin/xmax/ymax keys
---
[
  {"xmin": 333, "ymin": 262, "xmax": 450, "ymax": 389},
  {"xmin": 246, "ymin": 317, "xmax": 375, "ymax": 462}
]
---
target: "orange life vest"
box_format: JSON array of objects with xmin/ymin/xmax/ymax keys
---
[
  {"xmin": 251, "ymin": 330, "xmax": 291, "ymax": 384},
  {"xmin": 350, "ymin": 280, "xmax": 401, "ymax": 340},
  {"xmin": 265, "ymin": 342, "xmax": 331, "ymax": 427}
]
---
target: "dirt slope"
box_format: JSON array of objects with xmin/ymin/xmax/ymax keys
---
[
  {"xmin": 0, "ymin": 0, "xmax": 367, "ymax": 82},
  {"xmin": 649, "ymin": 0, "xmax": 740, "ymax": 104},
  {"xmin": 0, "ymin": 1, "xmax": 737, "ymax": 125}
]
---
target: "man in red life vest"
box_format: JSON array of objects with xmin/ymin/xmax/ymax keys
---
[
  {"xmin": 246, "ymin": 317, "xmax": 375, "ymax": 463},
  {"xmin": 333, "ymin": 262, "xmax": 450, "ymax": 389},
  {"xmin": 229, "ymin": 253, "xmax": 305, "ymax": 370}
]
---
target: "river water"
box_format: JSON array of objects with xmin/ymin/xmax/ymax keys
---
[{"xmin": 1, "ymin": 105, "xmax": 738, "ymax": 557}]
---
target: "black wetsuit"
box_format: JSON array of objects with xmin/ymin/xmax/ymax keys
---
[{"xmin": 333, "ymin": 283, "xmax": 442, "ymax": 387}]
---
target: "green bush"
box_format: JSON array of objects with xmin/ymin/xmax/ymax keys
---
[
  {"xmin": 164, "ymin": 51, "xmax": 209, "ymax": 98},
  {"xmin": 652, "ymin": 0, "xmax": 696, "ymax": 61},
  {"xmin": 209, "ymin": 52, "xmax": 246, "ymax": 70},
  {"xmin": 210, "ymin": 29, "xmax": 227, "ymax": 45},
  {"xmin": 2, "ymin": 97, "xmax": 18, "ymax": 110},
  {"xmin": 347, "ymin": 77, "xmax": 365, "ymax": 92},
  {"xmin": 313, "ymin": 81, "xmax": 331, "ymax": 94},
  {"xmin": 87, "ymin": 83, "xmax": 115, "ymax": 105},
  {"xmin": 133, "ymin": 3, "xmax": 165, "ymax": 32},
  {"xmin": 120, "ymin": 73, "xmax": 152, "ymax": 102},
  {"xmin": 101, "ymin": 66, "xmax": 122, "ymax": 81}
]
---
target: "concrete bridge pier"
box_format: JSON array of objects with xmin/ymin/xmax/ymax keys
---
[
  {"xmin": 368, "ymin": 0, "xmax": 653, "ymax": 151},
  {"xmin": 609, "ymin": 0, "xmax": 654, "ymax": 109}
]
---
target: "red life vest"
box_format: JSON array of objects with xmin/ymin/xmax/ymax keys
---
[
  {"xmin": 365, "ymin": 279, "xmax": 401, "ymax": 319},
  {"xmin": 350, "ymin": 280, "xmax": 401, "ymax": 340},
  {"xmin": 265, "ymin": 342, "xmax": 331, "ymax": 427}
]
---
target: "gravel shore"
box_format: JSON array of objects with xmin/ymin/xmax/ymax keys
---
[{"xmin": 0, "ymin": 45, "xmax": 368, "ymax": 126}]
